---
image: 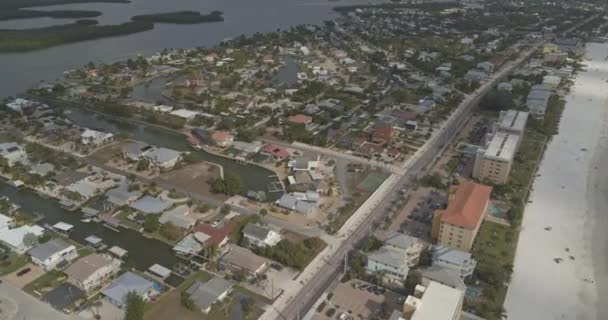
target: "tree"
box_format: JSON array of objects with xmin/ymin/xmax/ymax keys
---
[
  {"xmin": 418, "ymin": 247, "xmax": 434, "ymax": 267},
  {"xmin": 403, "ymin": 271, "xmax": 421, "ymax": 295},
  {"xmin": 220, "ymin": 204, "xmax": 231, "ymax": 215},
  {"xmin": 259, "ymin": 208, "xmax": 268, "ymax": 216},
  {"xmin": 181, "ymin": 291, "xmax": 196, "ymax": 311},
  {"xmin": 209, "ymin": 173, "xmax": 242, "ymax": 196},
  {"xmin": 143, "ymin": 215, "xmax": 160, "ymax": 233},
  {"xmin": 22, "ymin": 232, "xmax": 38, "ymax": 248},
  {"xmin": 160, "ymin": 222, "xmax": 182, "ymax": 241},
  {"xmin": 124, "ymin": 292, "xmax": 145, "ymax": 320}
]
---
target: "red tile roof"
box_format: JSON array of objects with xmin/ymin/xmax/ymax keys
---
[
  {"xmin": 372, "ymin": 125, "xmax": 394, "ymax": 142},
  {"xmin": 261, "ymin": 144, "xmax": 289, "ymax": 159},
  {"xmin": 287, "ymin": 114, "xmax": 313, "ymax": 124},
  {"xmin": 437, "ymin": 181, "xmax": 492, "ymax": 230},
  {"xmin": 211, "ymin": 130, "xmax": 233, "ymax": 143},
  {"xmin": 193, "ymin": 222, "xmax": 236, "ymax": 247},
  {"xmin": 391, "ymin": 110, "xmax": 417, "ymax": 121}
]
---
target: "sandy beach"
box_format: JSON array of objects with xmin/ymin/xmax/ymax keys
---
[{"xmin": 505, "ymin": 42, "xmax": 608, "ymax": 320}]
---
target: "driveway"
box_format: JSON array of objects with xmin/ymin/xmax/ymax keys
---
[{"xmin": 2, "ymin": 262, "xmax": 44, "ymax": 288}]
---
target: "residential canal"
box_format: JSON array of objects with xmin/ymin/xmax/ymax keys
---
[
  {"xmin": 64, "ymin": 107, "xmax": 283, "ymax": 200},
  {"xmin": 0, "ymin": 183, "xmax": 179, "ymax": 271},
  {"xmin": 0, "ymin": 0, "xmax": 347, "ymax": 98}
]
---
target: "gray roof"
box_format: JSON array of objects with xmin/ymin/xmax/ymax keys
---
[
  {"xmin": 159, "ymin": 205, "xmax": 196, "ymax": 229},
  {"xmin": 242, "ymin": 223, "xmax": 272, "ymax": 240},
  {"xmin": 433, "ymin": 245, "xmax": 473, "ymax": 266},
  {"xmin": 295, "ymin": 201, "xmax": 315, "ymax": 215},
  {"xmin": 368, "ymin": 246, "xmax": 407, "ymax": 269},
  {"xmin": 277, "ymin": 194, "xmax": 297, "ymax": 209},
  {"xmin": 186, "ymin": 277, "xmax": 233, "ymax": 311},
  {"xmin": 28, "ymin": 239, "xmax": 72, "ymax": 262},
  {"xmin": 389, "ymin": 310, "xmax": 404, "ymax": 320},
  {"xmin": 101, "ymin": 272, "xmax": 154, "ymax": 305},
  {"xmin": 420, "ymin": 265, "xmax": 465, "ymax": 290},
  {"xmin": 129, "ymin": 196, "xmax": 172, "ymax": 214},
  {"xmin": 105, "ymin": 183, "xmax": 142, "ymax": 206},
  {"xmin": 122, "ymin": 142, "xmax": 150, "ymax": 157},
  {"xmin": 384, "ymin": 232, "xmax": 419, "ymax": 250},
  {"xmin": 65, "ymin": 253, "xmax": 117, "ymax": 283},
  {"xmin": 148, "ymin": 147, "xmax": 181, "ymax": 164}
]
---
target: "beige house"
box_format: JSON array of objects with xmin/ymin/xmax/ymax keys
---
[
  {"xmin": 64, "ymin": 253, "xmax": 122, "ymax": 292},
  {"xmin": 473, "ymin": 132, "xmax": 521, "ymax": 185},
  {"xmin": 432, "ymin": 181, "xmax": 492, "ymax": 252}
]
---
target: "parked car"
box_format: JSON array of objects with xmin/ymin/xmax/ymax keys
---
[
  {"xmin": 270, "ymin": 263, "xmax": 283, "ymax": 271},
  {"xmin": 16, "ymin": 267, "xmax": 31, "ymax": 277},
  {"xmin": 338, "ymin": 312, "xmax": 350, "ymax": 320}
]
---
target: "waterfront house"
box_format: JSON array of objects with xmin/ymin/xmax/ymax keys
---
[
  {"xmin": 129, "ymin": 196, "xmax": 172, "ymax": 215},
  {"xmin": 192, "ymin": 222, "xmax": 236, "ymax": 249},
  {"xmin": 185, "ymin": 277, "xmax": 233, "ymax": 313},
  {"xmin": 242, "ymin": 223, "xmax": 281, "ymax": 248},
  {"xmin": 28, "ymin": 238, "xmax": 77, "ymax": 271},
  {"xmin": 287, "ymin": 114, "xmax": 313, "ymax": 129},
  {"xmin": 159, "ymin": 205, "xmax": 196, "ymax": 230},
  {"xmin": 101, "ymin": 272, "xmax": 158, "ymax": 308},
  {"xmin": 260, "ymin": 144, "xmax": 289, "ymax": 160},
  {"xmin": 210, "ymin": 130, "xmax": 235, "ymax": 148},
  {"xmin": 419, "ymin": 265, "xmax": 466, "ymax": 290},
  {"xmin": 218, "ymin": 244, "xmax": 268, "ymax": 278},
  {"xmin": 122, "ymin": 142, "xmax": 154, "ymax": 162},
  {"xmin": 276, "ymin": 193, "xmax": 315, "ymax": 215},
  {"xmin": 81, "ymin": 128, "xmax": 114, "ymax": 146},
  {"xmin": 172, "ymin": 232, "xmax": 208, "ymax": 256},
  {"xmin": 431, "ymin": 181, "xmax": 492, "ymax": 252},
  {"xmin": 104, "ymin": 183, "xmax": 143, "ymax": 208},
  {"xmin": 0, "ymin": 142, "xmax": 28, "ymax": 167},
  {"xmin": 0, "ymin": 225, "xmax": 45, "ymax": 254},
  {"xmin": 146, "ymin": 147, "xmax": 182, "ymax": 169},
  {"xmin": 64, "ymin": 253, "xmax": 122, "ymax": 292}
]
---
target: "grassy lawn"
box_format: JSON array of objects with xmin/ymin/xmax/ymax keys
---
[
  {"xmin": 23, "ymin": 270, "xmax": 66, "ymax": 296},
  {"xmin": 0, "ymin": 254, "xmax": 29, "ymax": 276},
  {"xmin": 115, "ymin": 209, "xmax": 142, "ymax": 230}
]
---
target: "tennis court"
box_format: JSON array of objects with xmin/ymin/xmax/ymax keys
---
[{"xmin": 357, "ymin": 172, "xmax": 388, "ymax": 192}]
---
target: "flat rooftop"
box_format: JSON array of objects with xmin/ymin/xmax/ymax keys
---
[
  {"xmin": 498, "ymin": 110, "xmax": 528, "ymax": 133},
  {"xmin": 411, "ymin": 281, "xmax": 464, "ymax": 320},
  {"xmin": 484, "ymin": 132, "xmax": 520, "ymax": 162}
]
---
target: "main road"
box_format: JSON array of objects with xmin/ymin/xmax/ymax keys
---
[{"xmin": 259, "ymin": 41, "xmax": 543, "ymax": 320}]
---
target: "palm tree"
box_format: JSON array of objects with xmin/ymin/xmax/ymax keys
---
[{"xmin": 89, "ymin": 298, "xmax": 103, "ymax": 320}]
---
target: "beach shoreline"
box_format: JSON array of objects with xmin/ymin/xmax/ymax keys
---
[{"xmin": 505, "ymin": 42, "xmax": 608, "ymax": 320}]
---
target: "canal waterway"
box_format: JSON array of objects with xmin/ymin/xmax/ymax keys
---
[
  {"xmin": 64, "ymin": 107, "xmax": 282, "ymax": 200},
  {"xmin": 0, "ymin": 0, "xmax": 353, "ymax": 98},
  {"xmin": 0, "ymin": 182, "xmax": 179, "ymax": 271}
]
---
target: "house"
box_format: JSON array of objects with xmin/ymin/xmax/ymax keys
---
[
  {"xmin": 146, "ymin": 147, "xmax": 182, "ymax": 169},
  {"xmin": 288, "ymin": 155, "xmax": 320, "ymax": 172},
  {"xmin": 261, "ymin": 144, "xmax": 289, "ymax": 160},
  {"xmin": 0, "ymin": 214, "xmax": 14, "ymax": 230},
  {"xmin": 366, "ymin": 246, "xmax": 409, "ymax": 284},
  {"xmin": 276, "ymin": 193, "xmax": 316, "ymax": 215},
  {"xmin": 432, "ymin": 181, "xmax": 492, "ymax": 251},
  {"xmin": 129, "ymin": 196, "xmax": 172, "ymax": 215},
  {"xmin": 0, "ymin": 142, "xmax": 28, "ymax": 166},
  {"xmin": 419, "ymin": 265, "xmax": 466, "ymax": 290},
  {"xmin": 210, "ymin": 130, "xmax": 234, "ymax": 148},
  {"xmin": 0, "ymin": 225, "xmax": 45, "ymax": 254},
  {"xmin": 64, "ymin": 253, "xmax": 121, "ymax": 292},
  {"xmin": 170, "ymin": 109, "xmax": 200, "ymax": 120},
  {"xmin": 172, "ymin": 232, "xmax": 208, "ymax": 256},
  {"xmin": 287, "ymin": 114, "xmax": 313, "ymax": 129},
  {"xmin": 242, "ymin": 223, "xmax": 281, "ymax": 247},
  {"xmin": 28, "ymin": 239, "xmax": 77, "ymax": 271},
  {"xmin": 193, "ymin": 222, "xmax": 236, "ymax": 249},
  {"xmin": 159, "ymin": 205, "xmax": 196, "ymax": 230},
  {"xmin": 122, "ymin": 142, "xmax": 154, "ymax": 161},
  {"xmin": 473, "ymin": 132, "xmax": 521, "ymax": 184},
  {"xmin": 432, "ymin": 245, "xmax": 477, "ymax": 279},
  {"xmin": 402, "ymin": 281, "xmax": 464, "ymax": 320},
  {"xmin": 384, "ymin": 232, "xmax": 426, "ymax": 267},
  {"xmin": 526, "ymin": 84, "xmax": 553, "ymax": 119},
  {"xmin": 219, "ymin": 244, "xmax": 269, "ymax": 278},
  {"xmin": 372, "ymin": 125, "xmax": 394, "ymax": 144},
  {"xmin": 101, "ymin": 272, "xmax": 158, "ymax": 308},
  {"xmin": 104, "ymin": 183, "xmax": 143, "ymax": 208},
  {"xmin": 185, "ymin": 277, "xmax": 233, "ymax": 313},
  {"xmin": 543, "ymin": 75, "xmax": 561, "ymax": 88},
  {"xmin": 81, "ymin": 129, "xmax": 114, "ymax": 146}
]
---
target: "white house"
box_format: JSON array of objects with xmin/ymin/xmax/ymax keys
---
[
  {"xmin": 0, "ymin": 142, "xmax": 28, "ymax": 166},
  {"xmin": 0, "ymin": 214, "xmax": 14, "ymax": 230},
  {"xmin": 242, "ymin": 224, "xmax": 281, "ymax": 248},
  {"xmin": 64, "ymin": 253, "xmax": 122, "ymax": 292},
  {"xmin": 384, "ymin": 232, "xmax": 426, "ymax": 267},
  {"xmin": 0, "ymin": 225, "xmax": 45, "ymax": 254},
  {"xmin": 366, "ymin": 246, "xmax": 410, "ymax": 284},
  {"xmin": 81, "ymin": 129, "xmax": 114, "ymax": 146},
  {"xmin": 28, "ymin": 238, "xmax": 78, "ymax": 270}
]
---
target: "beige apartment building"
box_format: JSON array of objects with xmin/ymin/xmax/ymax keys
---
[
  {"xmin": 473, "ymin": 110, "xmax": 528, "ymax": 185},
  {"xmin": 64, "ymin": 253, "xmax": 121, "ymax": 292},
  {"xmin": 432, "ymin": 181, "xmax": 492, "ymax": 252}
]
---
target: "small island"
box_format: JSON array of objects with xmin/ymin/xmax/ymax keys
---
[
  {"xmin": 131, "ymin": 10, "xmax": 224, "ymax": 24},
  {"xmin": 0, "ymin": 9, "xmax": 103, "ymax": 21}
]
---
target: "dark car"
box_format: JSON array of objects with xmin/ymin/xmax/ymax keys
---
[
  {"xmin": 16, "ymin": 267, "xmax": 31, "ymax": 277},
  {"xmin": 270, "ymin": 263, "xmax": 283, "ymax": 271}
]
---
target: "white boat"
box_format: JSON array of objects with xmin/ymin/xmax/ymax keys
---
[{"xmin": 81, "ymin": 218, "xmax": 92, "ymax": 223}]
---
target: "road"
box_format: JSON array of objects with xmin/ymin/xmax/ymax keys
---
[{"xmin": 260, "ymin": 41, "xmax": 543, "ymax": 320}]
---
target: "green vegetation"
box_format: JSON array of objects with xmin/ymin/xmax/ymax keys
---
[
  {"xmin": 418, "ymin": 173, "xmax": 446, "ymax": 189},
  {"xmin": 0, "ymin": 254, "xmax": 29, "ymax": 276},
  {"xmin": 0, "ymin": 20, "xmax": 154, "ymax": 52},
  {"xmin": 253, "ymin": 237, "xmax": 326, "ymax": 270},
  {"xmin": 125, "ymin": 291, "xmax": 146, "ymax": 320},
  {"xmin": 209, "ymin": 173, "xmax": 242, "ymax": 196},
  {"xmin": 326, "ymin": 191, "xmax": 370, "ymax": 234},
  {"xmin": 23, "ymin": 270, "xmax": 66, "ymax": 296},
  {"xmin": 0, "ymin": 9, "xmax": 101, "ymax": 21},
  {"xmin": 159, "ymin": 222, "xmax": 182, "ymax": 242},
  {"xmin": 25, "ymin": 142, "xmax": 79, "ymax": 168},
  {"xmin": 131, "ymin": 11, "xmax": 223, "ymax": 24},
  {"xmin": 143, "ymin": 215, "xmax": 160, "ymax": 233}
]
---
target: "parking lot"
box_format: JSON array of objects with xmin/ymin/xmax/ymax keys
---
[
  {"xmin": 313, "ymin": 280, "xmax": 404, "ymax": 320},
  {"xmin": 240, "ymin": 264, "xmax": 298, "ymax": 300}
]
